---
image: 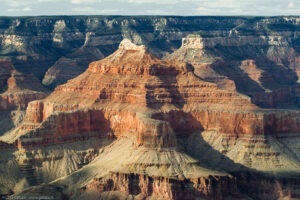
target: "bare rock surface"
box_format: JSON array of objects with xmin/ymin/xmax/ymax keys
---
[
  {"xmin": 0, "ymin": 39, "xmax": 299, "ymax": 200},
  {"xmin": 165, "ymin": 26, "xmax": 300, "ymax": 109}
]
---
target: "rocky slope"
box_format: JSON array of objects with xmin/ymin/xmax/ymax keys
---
[
  {"xmin": 0, "ymin": 39, "xmax": 299, "ymax": 200},
  {"xmin": 0, "ymin": 16, "xmax": 287, "ymax": 88},
  {"xmin": 0, "ymin": 16, "xmax": 300, "ymax": 200},
  {"xmin": 0, "ymin": 59, "xmax": 49, "ymax": 197},
  {"xmin": 1, "ymin": 16, "xmax": 299, "ymax": 91},
  {"xmin": 165, "ymin": 17, "xmax": 300, "ymax": 108},
  {"xmin": 0, "ymin": 59, "xmax": 48, "ymax": 142}
]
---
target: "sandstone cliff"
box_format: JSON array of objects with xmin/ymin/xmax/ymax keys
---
[
  {"xmin": 0, "ymin": 59, "xmax": 48, "ymax": 145},
  {"xmin": 0, "ymin": 39, "xmax": 298, "ymax": 200},
  {"xmin": 1, "ymin": 16, "xmax": 298, "ymax": 89},
  {"xmin": 165, "ymin": 19, "xmax": 300, "ymax": 109},
  {"xmin": 0, "ymin": 16, "xmax": 300, "ymax": 199}
]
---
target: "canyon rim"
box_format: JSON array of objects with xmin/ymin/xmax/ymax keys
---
[{"xmin": 0, "ymin": 16, "xmax": 299, "ymax": 200}]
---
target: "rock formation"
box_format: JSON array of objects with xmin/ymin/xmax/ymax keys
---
[
  {"xmin": 165, "ymin": 20, "xmax": 300, "ymax": 108},
  {"xmin": 0, "ymin": 16, "xmax": 299, "ymax": 200},
  {"xmin": 0, "ymin": 61, "xmax": 48, "ymax": 110},
  {"xmin": 2, "ymin": 16, "xmax": 296, "ymax": 88},
  {"xmin": 0, "ymin": 38, "xmax": 299, "ymax": 200},
  {"xmin": 42, "ymin": 46, "xmax": 105, "ymax": 89},
  {"xmin": 0, "ymin": 59, "xmax": 48, "ymax": 142}
]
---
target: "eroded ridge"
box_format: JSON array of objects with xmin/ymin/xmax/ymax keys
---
[{"xmin": 1, "ymin": 39, "xmax": 300, "ymax": 200}]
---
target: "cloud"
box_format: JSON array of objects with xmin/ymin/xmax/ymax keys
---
[
  {"xmin": 288, "ymin": 2, "xmax": 294, "ymax": 8},
  {"xmin": 38, "ymin": 0, "xmax": 60, "ymax": 2},
  {"xmin": 101, "ymin": 9, "xmax": 122, "ymax": 14},
  {"xmin": 5, "ymin": 0, "xmax": 31, "ymax": 7},
  {"xmin": 195, "ymin": 0, "xmax": 245, "ymax": 15},
  {"xmin": 7, "ymin": 8, "xmax": 19, "ymax": 12},
  {"xmin": 7, "ymin": 6, "xmax": 33, "ymax": 12},
  {"xmin": 196, "ymin": 7, "xmax": 221, "ymax": 15},
  {"xmin": 5, "ymin": 0, "xmax": 59, "ymax": 7},
  {"xmin": 2, "ymin": 0, "xmax": 300, "ymax": 16},
  {"xmin": 71, "ymin": 6, "xmax": 97, "ymax": 12},
  {"xmin": 194, "ymin": 0, "xmax": 300, "ymax": 15},
  {"xmin": 71, "ymin": 0, "xmax": 102, "ymax": 4},
  {"xmin": 127, "ymin": 0, "xmax": 178, "ymax": 4},
  {"xmin": 23, "ymin": 7, "xmax": 33, "ymax": 11},
  {"xmin": 146, "ymin": 9, "xmax": 171, "ymax": 15},
  {"xmin": 71, "ymin": 7, "xmax": 121, "ymax": 14}
]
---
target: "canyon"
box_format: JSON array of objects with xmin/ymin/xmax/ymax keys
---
[{"xmin": 0, "ymin": 16, "xmax": 299, "ymax": 200}]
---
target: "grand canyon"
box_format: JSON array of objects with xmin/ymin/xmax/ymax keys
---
[{"xmin": 0, "ymin": 16, "xmax": 299, "ymax": 200}]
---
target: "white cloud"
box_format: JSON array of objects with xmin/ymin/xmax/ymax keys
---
[
  {"xmin": 23, "ymin": 7, "xmax": 33, "ymax": 11},
  {"xmin": 3, "ymin": 0, "xmax": 300, "ymax": 16},
  {"xmin": 38, "ymin": 0, "xmax": 60, "ymax": 2},
  {"xmin": 5, "ymin": 0, "xmax": 31, "ymax": 7},
  {"xmin": 288, "ymin": 2, "xmax": 294, "ymax": 8},
  {"xmin": 5, "ymin": 0, "xmax": 59, "ymax": 7},
  {"xmin": 101, "ymin": 9, "xmax": 121, "ymax": 14},
  {"xmin": 125, "ymin": 0, "xmax": 200, "ymax": 4},
  {"xmin": 6, "ymin": 6, "xmax": 32, "ymax": 12},
  {"xmin": 127, "ymin": 0, "xmax": 177, "ymax": 4},
  {"xmin": 196, "ymin": 7, "xmax": 220, "ymax": 15},
  {"xmin": 146, "ymin": 9, "xmax": 171, "ymax": 15},
  {"xmin": 71, "ymin": 0, "xmax": 102, "ymax": 4},
  {"xmin": 193, "ymin": 0, "xmax": 300, "ymax": 15},
  {"xmin": 7, "ymin": 8, "xmax": 20, "ymax": 12},
  {"xmin": 71, "ymin": 6, "xmax": 97, "ymax": 12},
  {"xmin": 195, "ymin": 0, "xmax": 243, "ymax": 15},
  {"xmin": 71, "ymin": 7, "xmax": 120, "ymax": 14}
]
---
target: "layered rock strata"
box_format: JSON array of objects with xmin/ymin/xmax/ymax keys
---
[
  {"xmin": 85, "ymin": 172, "xmax": 239, "ymax": 200},
  {"xmin": 1, "ymin": 16, "xmax": 298, "ymax": 88},
  {"xmin": 0, "ymin": 59, "xmax": 48, "ymax": 111},
  {"xmin": 165, "ymin": 25, "xmax": 300, "ymax": 108},
  {"xmin": 17, "ymin": 39, "xmax": 259, "ymax": 148},
  {"xmin": 2, "ymin": 16, "xmax": 244, "ymax": 87},
  {"xmin": 1, "ymin": 39, "xmax": 298, "ymax": 199},
  {"xmin": 0, "ymin": 59, "xmax": 48, "ymax": 145}
]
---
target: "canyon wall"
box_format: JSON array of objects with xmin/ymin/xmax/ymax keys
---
[
  {"xmin": 0, "ymin": 17, "xmax": 300, "ymax": 200},
  {"xmin": 1, "ymin": 16, "xmax": 299, "ymax": 88},
  {"xmin": 165, "ymin": 18, "xmax": 300, "ymax": 108}
]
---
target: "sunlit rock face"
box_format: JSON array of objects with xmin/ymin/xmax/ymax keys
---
[
  {"xmin": 0, "ymin": 39, "xmax": 299, "ymax": 200},
  {"xmin": 0, "ymin": 59, "xmax": 48, "ymax": 148},
  {"xmin": 1, "ymin": 16, "xmax": 299, "ymax": 90},
  {"xmin": 0, "ymin": 16, "xmax": 299, "ymax": 200},
  {"xmin": 0, "ymin": 16, "xmax": 273, "ymax": 88},
  {"xmin": 165, "ymin": 18, "xmax": 300, "ymax": 109}
]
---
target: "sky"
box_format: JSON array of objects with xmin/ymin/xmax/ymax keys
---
[{"xmin": 0, "ymin": 0, "xmax": 299, "ymax": 16}]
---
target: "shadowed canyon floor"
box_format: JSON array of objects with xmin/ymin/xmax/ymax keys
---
[{"xmin": 0, "ymin": 16, "xmax": 300, "ymax": 200}]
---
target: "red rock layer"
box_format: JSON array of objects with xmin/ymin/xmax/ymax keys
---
[
  {"xmin": 19, "ymin": 105, "xmax": 300, "ymax": 150},
  {"xmin": 24, "ymin": 43, "xmax": 256, "ymax": 123},
  {"xmin": 18, "ymin": 39, "xmax": 300, "ymax": 150},
  {"xmin": 0, "ymin": 60, "xmax": 48, "ymax": 111},
  {"xmin": 20, "ymin": 108, "xmax": 176, "ymax": 148},
  {"xmin": 85, "ymin": 172, "xmax": 240, "ymax": 200},
  {"xmin": 6, "ymin": 38, "xmax": 300, "ymax": 200},
  {"xmin": 153, "ymin": 110, "xmax": 300, "ymax": 136},
  {"xmin": 18, "ymin": 39, "xmax": 263, "ymax": 150},
  {"xmin": 0, "ymin": 92, "xmax": 47, "ymax": 111}
]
